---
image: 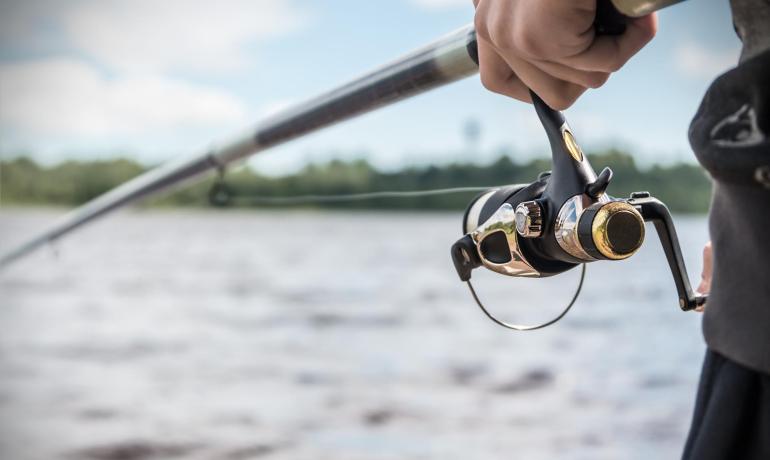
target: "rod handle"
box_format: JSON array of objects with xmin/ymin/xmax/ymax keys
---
[
  {"xmin": 595, "ymin": 0, "xmax": 685, "ymax": 35},
  {"xmin": 595, "ymin": 0, "xmax": 628, "ymax": 35}
]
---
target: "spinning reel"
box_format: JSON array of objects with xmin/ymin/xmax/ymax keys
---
[{"xmin": 451, "ymin": 92, "xmax": 707, "ymax": 330}]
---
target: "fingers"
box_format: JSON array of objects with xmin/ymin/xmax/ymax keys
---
[
  {"xmin": 477, "ymin": 37, "xmax": 531, "ymax": 102},
  {"xmin": 474, "ymin": 0, "xmax": 608, "ymax": 109},
  {"xmin": 495, "ymin": 50, "xmax": 587, "ymax": 110},
  {"xmin": 473, "ymin": 1, "xmax": 657, "ymax": 108},
  {"xmin": 478, "ymin": 35, "xmax": 590, "ymax": 109},
  {"xmin": 475, "ymin": 0, "xmax": 588, "ymax": 109},
  {"xmin": 478, "ymin": 0, "xmax": 596, "ymax": 61},
  {"xmin": 701, "ymin": 241, "xmax": 713, "ymax": 282},
  {"xmin": 529, "ymin": 59, "xmax": 610, "ymax": 90},
  {"xmin": 561, "ymin": 14, "xmax": 658, "ymax": 72},
  {"xmin": 695, "ymin": 241, "xmax": 713, "ymax": 312},
  {"xmin": 499, "ymin": 0, "xmax": 597, "ymax": 61}
]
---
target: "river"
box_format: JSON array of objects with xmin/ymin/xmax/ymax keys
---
[{"xmin": 0, "ymin": 208, "xmax": 710, "ymax": 460}]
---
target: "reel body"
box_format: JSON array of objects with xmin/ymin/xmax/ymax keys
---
[{"xmin": 451, "ymin": 92, "xmax": 706, "ymax": 329}]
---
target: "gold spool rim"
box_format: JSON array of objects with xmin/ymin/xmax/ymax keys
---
[{"xmin": 591, "ymin": 202, "xmax": 645, "ymax": 260}]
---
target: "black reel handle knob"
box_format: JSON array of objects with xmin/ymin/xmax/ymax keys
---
[{"xmin": 578, "ymin": 201, "xmax": 645, "ymax": 260}]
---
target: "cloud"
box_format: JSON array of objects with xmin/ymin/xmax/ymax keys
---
[
  {"xmin": 0, "ymin": 0, "xmax": 312, "ymax": 152},
  {"xmin": 0, "ymin": 58, "xmax": 248, "ymax": 138},
  {"xmin": 1, "ymin": 0, "xmax": 309, "ymax": 75},
  {"xmin": 411, "ymin": 0, "xmax": 471, "ymax": 10},
  {"xmin": 674, "ymin": 42, "xmax": 739, "ymax": 79}
]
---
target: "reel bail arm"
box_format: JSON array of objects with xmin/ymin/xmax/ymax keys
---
[{"xmin": 451, "ymin": 235, "xmax": 482, "ymax": 282}]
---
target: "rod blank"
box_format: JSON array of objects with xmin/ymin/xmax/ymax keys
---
[
  {"xmin": 0, "ymin": 0, "xmax": 680, "ymax": 268},
  {"xmin": 0, "ymin": 26, "xmax": 479, "ymax": 268}
]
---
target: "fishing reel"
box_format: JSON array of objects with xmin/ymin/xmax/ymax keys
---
[{"xmin": 451, "ymin": 92, "xmax": 707, "ymax": 330}]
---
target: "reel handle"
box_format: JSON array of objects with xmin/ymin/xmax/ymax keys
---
[{"xmin": 629, "ymin": 193, "xmax": 708, "ymax": 311}]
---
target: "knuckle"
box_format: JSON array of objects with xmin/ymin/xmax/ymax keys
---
[
  {"xmin": 606, "ymin": 56, "xmax": 625, "ymax": 73},
  {"xmin": 488, "ymin": 18, "xmax": 514, "ymax": 51},
  {"xmin": 585, "ymin": 72, "xmax": 610, "ymax": 89},
  {"xmin": 474, "ymin": 13, "xmax": 490, "ymax": 41},
  {"xmin": 479, "ymin": 70, "xmax": 501, "ymax": 92},
  {"xmin": 640, "ymin": 19, "xmax": 658, "ymax": 42},
  {"xmin": 511, "ymin": 26, "xmax": 540, "ymax": 57},
  {"xmin": 544, "ymin": 92, "xmax": 575, "ymax": 111},
  {"xmin": 546, "ymin": 85, "xmax": 585, "ymax": 110}
]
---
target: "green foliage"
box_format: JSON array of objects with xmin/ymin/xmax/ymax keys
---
[
  {"xmin": 0, "ymin": 157, "xmax": 144, "ymax": 206},
  {"xmin": 0, "ymin": 150, "xmax": 713, "ymax": 213}
]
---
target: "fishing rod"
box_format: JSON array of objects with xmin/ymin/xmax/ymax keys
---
[
  {"xmin": 0, "ymin": 25, "xmax": 478, "ymax": 267},
  {"xmin": 0, "ymin": 0, "xmax": 679, "ymax": 268},
  {"xmin": 1, "ymin": 0, "xmax": 701, "ymax": 330}
]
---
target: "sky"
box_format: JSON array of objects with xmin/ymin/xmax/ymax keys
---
[{"xmin": 0, "ymin": 0, "xmax": 742, "ymax": 175}]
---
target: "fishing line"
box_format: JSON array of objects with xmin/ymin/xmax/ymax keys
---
[{"xmin": 221, "ymin": 186, "xmax": 494, "ymax": 206}]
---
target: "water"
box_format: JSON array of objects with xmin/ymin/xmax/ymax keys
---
[{"xmin": 0, "ymin": 208, "xmax": 709, "ymax": 460}]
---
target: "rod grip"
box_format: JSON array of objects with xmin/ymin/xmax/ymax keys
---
[
  {"xmin": 595, "ymin": 0, "xmax": 684, "ymax": 34},
  {"xmin": 595, "ymin": 0, "xmax": 628, "ymax": 35}
]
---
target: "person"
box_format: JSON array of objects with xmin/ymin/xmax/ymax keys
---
[{"xmin": 472, "ymin": 0, "xmax": 770, "ymax": 459}]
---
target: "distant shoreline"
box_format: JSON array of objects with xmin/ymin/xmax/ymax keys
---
[{"xmin": 0, "ymin": 151, "xmax": 712, "ymax": 213}]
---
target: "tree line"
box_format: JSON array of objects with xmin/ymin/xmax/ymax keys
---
[{"xmin": 0, "ymin": 150, "xmax": 712, "ymax": 213}]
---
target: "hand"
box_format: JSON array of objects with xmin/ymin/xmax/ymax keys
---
[
  {"xmin": 472, "ymin": 0, "xmax": 657, "ymax": 109},
  {"xmin": 695, "ymin": 241, "xmax": 712, "ymax": 312}
]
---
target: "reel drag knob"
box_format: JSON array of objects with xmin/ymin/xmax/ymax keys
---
[
  {"xmin": 515, "ymin": 201, "xmax": 543, "ymax": 238},
  {"xmin": 577, "ymin": 201, "xmax": 644, "ymax": 260}
]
